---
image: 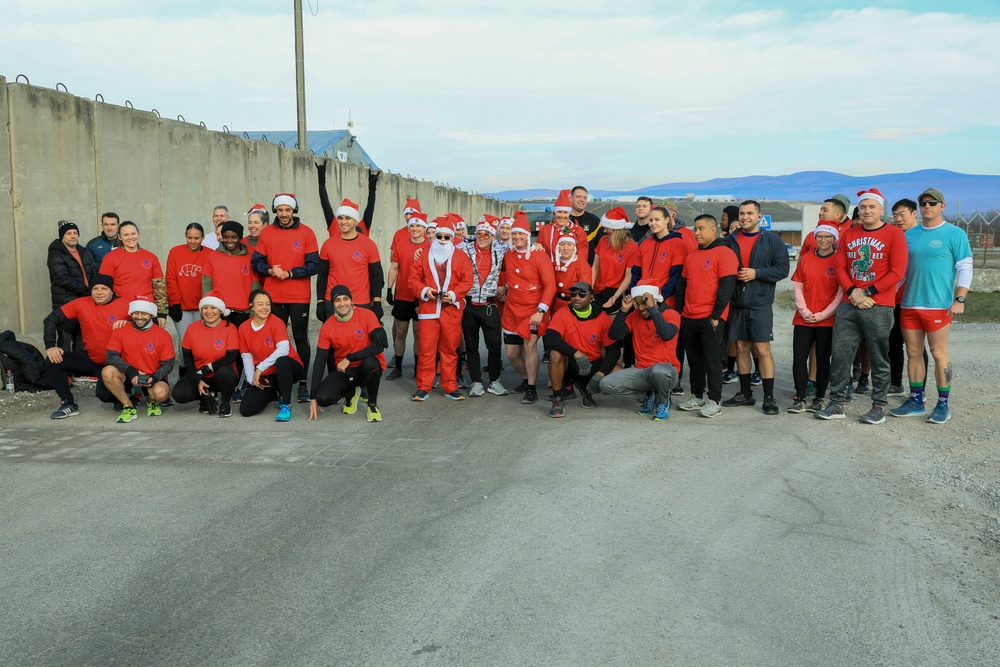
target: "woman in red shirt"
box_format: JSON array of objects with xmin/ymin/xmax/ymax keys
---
[
  {"xmin": 98, "ymin": 220, "xmax": 167, "ymax": 321},
  {"xmin": 171, "ymin": 290, "xmax": 240, "ymax": 417},
  {"xmin": 238, "ymin": 289, "xmax": 304, "ymax": 422},
  {"xmin": 591, "ymin": 208, "xmax": 639, "ymax": 314},
  {"xmin": 166, "ymin": 223, "xmax": 207, "ymax": 375}
]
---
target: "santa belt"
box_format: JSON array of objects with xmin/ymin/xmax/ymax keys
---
[{"xmin": 468, "ymin": 297, "xmax": 496, "ymax": 306}]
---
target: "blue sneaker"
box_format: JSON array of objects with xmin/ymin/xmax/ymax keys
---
[
  {"xmin": 890, "ymin": 398, "xmax": 926, "ymax": 418},
  {"xmin": 750, "ymin": 372, "xmax": 762, "ymax": 387},
  {"xmin": 639, "ymin": 392, "xmax": 654, "ymax": 415},
  {"xmin": 653, "ymin": 401, "xmax": 670, "ymax": 422},
  {"xmin": 927, "ymin": 403, "xmax": 951, "ymax": 424},
  {"xmin": 276, "ymin": 404, "xmax": 292, "ymax": 422}
]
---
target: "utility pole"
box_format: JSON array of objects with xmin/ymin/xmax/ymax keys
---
[{"xmin": 294, "ymin": 0, "xmax": 307, "ymax": 150}]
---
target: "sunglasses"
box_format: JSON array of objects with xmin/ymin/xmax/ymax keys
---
[
  {"xmin": 919, "ymin": 200, "xmax": 940, "ymax": 206},
  {"xmin": 435, "ymin": 234, "xmax": 453, "ymax": 240},
  {"xmin": 569, "ymin": 289, "xmax": 591, "ymax": 297}
]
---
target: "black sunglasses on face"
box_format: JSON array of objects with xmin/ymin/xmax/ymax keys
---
[
  {"xmin": 436, "ymin": 234, "xmax": 453, "ymax": 240},
  {"xmin": 919, "ymin": 200, "xmax": 940, "ymax": 206},
  {"xmin": 569, "ymin": 289, "xmax": 591, "ymax": 297}
]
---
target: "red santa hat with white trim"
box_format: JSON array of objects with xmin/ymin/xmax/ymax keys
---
[
  {"xmin": 601, "ymin": 206, "xmax": 633, "ymax": 230},
  {"xmin": 128, "ymin": 295, "xmax": 159, "ymax": 316},
  {"xmin": 198, "ymin": 289, "xmax": 231, "ymax": 317},
  {"xmin": 553, "ymin": 189, "xmax": 573, "ymax": 213},
  {"xmin": 272, "ymin": 193, "xmax": 297, "ymax": 210},
  {"xmin": 856, "ymin": 188, "xmax": 886, "ymax": 208},
  {"xmin": 408, "ymin": 212, "xmax": 429, "ymax": 228},
  {"xmin": 403, "ymin": 198, "xmax": 422, "ymax": 216},
  {"xmin": 511, "ymin": 211, "xmax": 531, "ymax": 236},
  {"xmin": 336, "ymin": 198, "xmax": 360, "ymax": 222},
  {"xmin": 245, "ymin": 203, "xmax": 267, "ymax": 217},
  {"xmin": 630, "ymin": 279, "xmax": 663, "ymax": 303}
]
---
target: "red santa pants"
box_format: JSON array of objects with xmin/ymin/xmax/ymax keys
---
[{"xmin": 416, "ymin": 306, "xmax": 463, "ymax": 393}]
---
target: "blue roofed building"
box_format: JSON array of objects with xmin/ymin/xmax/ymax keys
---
[{"xmin": 231, "ymin": 129, "xmax": 378, "ymax": 169}]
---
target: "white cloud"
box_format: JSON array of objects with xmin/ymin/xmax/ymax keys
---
[{"xmin": 866, "ymin": 127, "xmax": 948, "ymax": 141}]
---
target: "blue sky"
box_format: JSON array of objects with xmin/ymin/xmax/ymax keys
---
[{"xmin": 5, "ymin": 1, "xmax": 999, "ymax": 193}]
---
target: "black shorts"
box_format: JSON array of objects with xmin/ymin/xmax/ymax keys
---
[
  {"xmin": 391, "ymin": 299, "xmax": 419, "ymax": 321},
  {"xmin": 727, "ymin": 306, "xmax": 774, "ymax": 343},
  {"xmin": 595, "ymin": 287, "xmax": 623, "ymax": 314},
  {"xmin": 503, "ymin": 333, "xmax": 525, "ymax": 346}
]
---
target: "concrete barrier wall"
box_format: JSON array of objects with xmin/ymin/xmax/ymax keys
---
[{"xmin": 0, "ymin": 76, "xmax": 514, "ymax": 338}]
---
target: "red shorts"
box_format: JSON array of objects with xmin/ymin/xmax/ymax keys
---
[{"xmin": 900, "ymin": 308, "xmax": 951, "ymax": 332}]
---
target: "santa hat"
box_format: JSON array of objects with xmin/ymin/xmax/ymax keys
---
[
  {"xmin": 511, "ymin": 211, "xmax": 531, "ymax": 236},
  {"xmin": 428, "ymin": 215, "xmax": 446, "ymax": 231},
  {"xmin": 856, "ymin": 188, "xmax": 886, "ymax": 208},
  {"xmin": 403, "ymin": 198, "xmax": 422, "ymax": 215},
  {"xmin": 199, "ymin": 290, "xmax": 231, "ymax": 317},
  {"xmin": 553, "ymin": 189, "xmax": 572, "ymax": 213},
  {"xmin": 408, "ymin": 212, "xmax": 429, "ymax": 228},
  {"xmin": 630, "ymin": 280, "xmax": 663, "ymax": 303},
  {"xmin": 556, "ymin": 234, "xmax": 577, "ymax": 246},
  {"xmin": 476, "ymin": 217, "xmax": 496, "ymax": 235},
  {"xmin": 336, "ymin": 198, "xmax": 360, "ymax": 222},
  {"xmin": 128, "ymin": 296, "xmax": 159, "ymax": 317},
  {"xmin": 446, "ymin": 212, "xmax": 465, "ymax": 230},
  {"xmin": 601, "ymin": 207, "xmax": 633, "ymax": 230},
  {"xmin": 813, "ymin": 224, "xmax": 840, "ymax": 241},
  {"xmin": 246, "ymin": 203, "xmax": 267, "ymax": 217},
  {"xmin": 497, "ymin": 216, "xmax": 513, "ymax": 229},
  {"xmin": 272, "ymin": 193, "xmax": 297, "ymax": 210},
  {"xmin": 435, "ymin": 221, "xmax": 456, "ymax": 236}
]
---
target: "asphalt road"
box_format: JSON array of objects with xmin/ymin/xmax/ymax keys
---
[{"xmin": 2, "ymin": 300, "xmax": 999, "ymax": 666}]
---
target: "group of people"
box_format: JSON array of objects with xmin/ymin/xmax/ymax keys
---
[{"xmin": 41, "ymin": 165, "xmax": 972, "ymax": 427}]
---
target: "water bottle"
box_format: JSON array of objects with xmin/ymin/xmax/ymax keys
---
[{"xmin": 5, "ymin": 370, "xmax": 13, "ymax": 393}]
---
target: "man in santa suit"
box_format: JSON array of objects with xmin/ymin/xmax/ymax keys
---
[
  {"xmin": 408, "ymin": 219, "xmax": 474, "ymax": 401},
  {"xmin": 536, "ymin": 190, "xmax": 589, "ymax": 262},
  {"xmin": 498, "ymin": 211, "xmax": 557, "ymax": 405},
  {"xmin": 551, "ymin": 234, "xmax": 592, "ymax": 312}
]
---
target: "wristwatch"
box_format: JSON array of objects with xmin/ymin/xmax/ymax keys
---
[
  {"xmin": 537, "ymin": 307, "xmax": 546, "ymax": 313},
  {"xmin": 954, "ymin": 296, "xmax": 966, "ymax": 304}
]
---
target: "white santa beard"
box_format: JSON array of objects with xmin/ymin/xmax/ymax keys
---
[{"xmin": 429, "ymin": 242, "xmax": 455, "ymax": 263}]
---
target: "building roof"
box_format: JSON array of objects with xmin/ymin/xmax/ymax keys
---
[{"xmin": 231, "ymin": 130, "xmax": 378, "ymax": 169}]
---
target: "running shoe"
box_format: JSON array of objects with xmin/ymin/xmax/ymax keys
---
[
  {"xmin": 549, "ymin": 399, "xmax": 565, "ymax": 418},
  {"xmin": 580, "ymin": 390, "xmax": 596, "ymax": 409},
  {"xmin": 521, "ymin": 387, "xmax": 537, "ymax": 404},
  {"xmin": 814, "ymin": 402, "xmax": 846, "ymax": 420},
  {"xmin": 50, "ymin": 402, "xmax": 80, "ymax": 420},
  {"xmin": 699, "ymin": 399, "xmax": 722, "ymax": 418},
  {"xmin": 887, "ymin": 384, "xmax": 906, "ymax": 398},
  {"xmin": 456, "ymin": 375, "xmax": 470, "ymax": 389},
  {"xmin": 750, "ymin": 372, "xmax": 762, "ymax": 386},
  {"xmin": 890, "ymin": 398, "xmax": 926, "ymax": 418},
  {"xmin": 343, "ymin": 387, "xmax": 361, "ymax": 415},
  {"xmin": 927, "ymin": 403, "xmax": 951, "ymax": 424},
  {"xmin": 722, "ymin": 370, "xmax": 738, "ymax": 384},
  {"xmin": 787, "ymin": 399, "xmax": 807, "ymax": 414},
  {"xmin": 541, "ymin": 351, "xmax": 549, "ymax": 364},
  {"xmin": 855, "ymin": 377, "xmax": 871, "ymax": 394},
  {"xmin": 218, "ymin": 402, "xmax": 232, "ymax": 418},
  {"xmin": 804, "ymin": 381, "xmax": 816, "ymax": 398},
  {"xmin": 762, "ymin": 396, "xmax": 779, "ymax": 415},
  {"xmin": 199, "ymin": 397, "xmax": 212, "ymax": 414},
  {"xmin": 116, "ymin": 406, "xmax": 137, "ymax": 423},
  {"xmin": 639, "ymin": 392, "xmax": 655, "ymax": 415},
  {"xmin": 366, "ymin": 405, "xmax": 382, "ymax": 422},
  {"xmin": 444, "ymin": 390, "xmax": 465, "ymax": 401},
  {"xmin": 671, "ymin": 384, "xmax": 685, "ymax": 396},
  {"xmin": 230, "ymin": 388, "xmax": 243, "ymax": 404},
  {"xmin": 386, "ymin": 367, "xmax": 403, "ymax": 381},
  {"xmin": 677, "ymin": 396, "xmax": 704, "ymax": 411},
  {"xmin": 432, "ymin": 374, "xmax": 440, "ymax": 388},
  {"xmin": 359, "ymin": 387, "xmax": 369, "ymax": 403},
  {"xmin": 160, "ymin": 398, "xmax": 174, "ymax": 407},
  {"xmin": 297, "ymin": 383, "xmax": 310, "ymax": 404},
  {"xmin": 487, "ymin": 380, "xmax": 508, "ymax": 396},
  {"xmin": 147, "ymin": 399, "xmax": 161, "ymax": 417},
  {"xmin": 806, "ymin": 397, "xmax": 824, "ymax": 412},
  {"xmin": 276, "ymin": 404, "xmax": 292, "ymax": 422},
  {"xmin": 653, "ymin": 402, "xmax": 670, "ymax": 422},
  {"xmin": 722, "ymin": 392, "xmax": 755, "ymax": 407},
  {"xmin": 468, "ymin": 382, "xmax": 485, "ymax": 397},
  {"xmin": 412, "ymin": 390, "xmax": 430, "ymax": 401},
  {"xmin": 511, "ymin": 379, "xmax": 529, "ymax": 393},
  {"xmin": 859, "ymin": 404, "xmax": 886, "ymax": 425}
]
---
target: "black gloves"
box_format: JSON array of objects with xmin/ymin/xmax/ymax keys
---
[
  {"xmin": 168, "ymin": 304, "xmax": 183, "ymax": 322},
  {"xmin": 386, "ymin": 288, "xmax": 394, "ymax": 306},
  {"xmin": 371, "ymin": 301, "xmax": 384, "ymax": 320},
  {"xmin": 316, "ymin": 301, "xmax": 327, "ymax": 322}
]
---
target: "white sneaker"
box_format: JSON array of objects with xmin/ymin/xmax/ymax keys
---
[
  {"xmin": 699, "ymin": 400, "xmax": 722, "ymax": 418},
  {"xmin": 468, "ymin": 382, "xmax": 485, "ymax": 397},
  {"xmin": 486, "ymin": 380, "xmax": 508, "ymax": 396},
  {"xmin": 677, "ymin": 396, "xmax": 705, "ymax": 411}
]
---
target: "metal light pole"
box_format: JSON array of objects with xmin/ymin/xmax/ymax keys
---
[{"xmin": 294, "ymin": 0, "xmax": 307, "ymax": 150}]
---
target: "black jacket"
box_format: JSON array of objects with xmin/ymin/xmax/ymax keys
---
[
  {"xmin": 724, "ymin": 230, "xmax": 789, "ymax": 309},
  {"xmin": 47, "ymin": 239, "xmax": 97, "ymax": 310}
]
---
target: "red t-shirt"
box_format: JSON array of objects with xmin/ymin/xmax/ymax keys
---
[
  {"xmin": 100, "ymin": 248, "xmax": 164, "ymax": 301},
  {"xmin": 166, "ymin": 245, "xmax": 207, "ymax": 310},
  {"xmin": 60, "ymin": 296, "xmax": 132, "ymax": 364},
  {"xmin": 390, "ymin": 232, "xmax": 429, "ymax": 302},
  {"xmin": 736, "ymin": 232, "xmax": 759, "ymax": 267},
  {"xmin": 181, "ymin": 320, "xmax": 240, "ymax": 375},
  {"xmin": 106, "ymin": 323, "xmax": 175, "ymax": 374},
  {"xmin": 474, "ymin": 245, "xmax": 493, "ymax": 294},
  {"xmin": 593, "ymin": 236, "xmax": 639, "ymax": 292},
  {"xmin": 319, "ymin": 234, "xmax": 381, "ymax": 305},
  {"xmin": 681, "ymin": 245, "xmax": 739, "ymax": 320},
  {"xmin": 316, "ymin": 307, "xmax": 387, "ymax": 371},
  {"xmin": 638, "ymin": 234, "xmax": 688, "ymax": 307},
  {"xmin": 628, "ymin": 307, "xmax": 680, "ymax": 372},
  {"xmin": 836, "ymin": 223, "xmax": 909, "ymax": 307},
  {"xmin": 203, "ymin": 250, "xmax": 257, "ymax": 310},
  {"xmin": 238, "ymin": 314, "xmax": 302, "ymax": 376},
  {"xmin": 255, "ymin": 222, "xmax": 320, "ymax": 304},
  {"xmin": 547, "ymin": 308, "xmax": 614, "ymax": 362},
  {"xmin": 676, "ymin": 226, "xmax": 698, "ymax": 253},
  {"xmin": 552, "ymin": 258, "xmax": 592, "ymax": 309},
  {"xmin": 791, "ymin": 250, "xmax": 840, "ymax": 327}
]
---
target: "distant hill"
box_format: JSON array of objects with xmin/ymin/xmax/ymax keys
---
[{"xmin": 487, "ymin": 170, "xmax": 999, "ymax": 213}]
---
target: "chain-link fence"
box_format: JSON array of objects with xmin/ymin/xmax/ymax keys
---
[{"xmin": 952, "ymin": 211, "xmax": 999, "ymax": 268}]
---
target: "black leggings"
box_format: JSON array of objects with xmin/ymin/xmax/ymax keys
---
[
  {"xmin": 793, "ymin": 325, "xmax": 833, "ymax": 399},
  {"xmin": 172, "ymin": 365, "xmax": 239, "ymax": 405},
  {"xmin": 316, "ymin": 356, "xmax": 383, "ymax": 408},
  {"xmin": 239, "ymin": 357, "xmax": 305, "ymax": 416},
  {"xmin": 271, "ymin": 302, "xmax": 311, "ymax": 380}
]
